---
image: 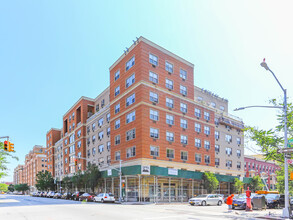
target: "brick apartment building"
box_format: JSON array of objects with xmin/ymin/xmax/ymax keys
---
[
  {"xmin": 245, "ymin": 155, "xmax": 280, "ymax": 190},
  {"xmin": 13, "ymin": 145, "xmax": 47, "ymax": 191}
]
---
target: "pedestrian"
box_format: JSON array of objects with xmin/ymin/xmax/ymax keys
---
[{"xmin": 226, "ymin": 194, "xmax": 234, "ymax": 212}]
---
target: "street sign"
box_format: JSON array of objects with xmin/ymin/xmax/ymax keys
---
[
  {"xmin": 288, "ymin": 139, "xmax": 293, "ymax": 148},
  {"xmin": 279, "ymin": 148, "xmax": 293, "ymax": 154}
]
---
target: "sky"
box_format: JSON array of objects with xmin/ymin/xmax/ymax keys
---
[{"xmin": 1, "ymin": 0, "xmax": 293, "ymax": 182}]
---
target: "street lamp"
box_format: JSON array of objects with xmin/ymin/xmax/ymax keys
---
[{"xmin": 235, "ymin": 59, "xmax": 290, "ymax": 218}]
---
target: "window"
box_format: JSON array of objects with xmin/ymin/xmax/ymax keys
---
[
  {"xmin": 181, "ymin": 151, "xmax": 188, "ymax": 161},
  {"xmin": 195, "ymin": 154, "xmax": 201, "ymax": 163},
  {"xmin": 69, "ymin": 134, "xmax": 75, "ymax": 144},
  {"xmin": 150, "ymin": 146, "xmax": 159, "ymax": 157},
  {"xmin": 180, "ymin": 69, "xmax": 187, "ymax": 80},
  {"xmin": 115, "ymin": 86, "xmax": 120, "ymax": 96},
  {"xmin": 77, "ymin": 129, "xmax": 81, "ymax": 138},
  {"xmin": 149, "ymin": 54, "xmax": 158, "ymax": 66},
  {"xmin": 237, "ymin": 137, "xmax": 241, "ymax": 145},
  {"xmin": 204, "ymin": 141, "xmax": 210, "ymax": 150},
  {"xmin": 126, "ymin": 93, "xmax": 135, "ymax": 106},
  {"xmin": 115, "ymin": 151, "xmax": 121, "ymax": 161},
  {"xmin": 101, "ymin": 99, "xmax": 105, "ymax": 107},
  {"xmin": 197, "ymin": 96, "xmax": 203, "ymax": 101},
  {"xmin": 107, "ymin": 113, "xmax": 110, "ymax": 122},
  {"xmin": 205, "ymin": 155, "xmax": 210, "ymax": 164},
  {"xmin": 107, "ymin": 155, "xmax": 111, "ymax": 164},
  {"xmin": 98, "ymin": 131, "xmax": 104, "ymax": 140},
  {"xmin": 126, "ymin": 73, "xmax": 135, "ymax": 88},
  {"xmin": 96, "ymin": 104, "xmax": 100, "ymax": 112},
  {"xmin": 180, "ymin": 103, "xmax": 187, "ymax": 113},
  {"xmin": 226, "ymin": 147, "xmax": 232, "ymax": 156},
  {"xmin": 166, "ymin": 131, "xmax": 174, "ymax": 142},
  {"xmin": 226, "ymin": 160, "xmax": 232, "ymax": 168},
  {"xmin": 166, "ymin": 114, "xmax": 174, "ymax": 125},
  {"xmin": 107, "ymin": 127, "xmax": 110, "ymax": 136},
  {"xmin": 115, "ymin": 135, "xmax": 121, "ymax": 145},
  {"xmin": 215, "ymin": 158, "xmax": 220, "ymax": 166},
  {"xmin": 180, "ymin": 118, "xmax": 187, "ymax": 129},
  {"xmin": 126, "ymin": 56, "xmax": 135, "ymax": 71},
  {"xmin": 107, "ymin": 141, "xmax": 111, "ymax": 151},
  {"xmin": 204, "ymin": 112, "xmax": 210, "ymax": 121},
  {"xmin": 92, "ymin": 123, "xmax": 96, "ymax": 131},
  {"xmin": 126, "ymin": 129, "xmax": 136, "ymax": 141},
  {"xmin": 195, "ymin": 123, "xmax": 201, "ymax": 132},
  {"xmin": 220, "ymin": 105, "xmax": 225, "ymax": 111},
  {"xmin": 166, "ymin": 97, "xmax": 174, "ymax": 108},
  {"xmin": 166, "ymin": 79, "xmax": 173, "ymax": 90},
  {"xmin": 215, "ymin": 131, "xmax": 219, "ymax": 139},
  {"xmin": 165, "ymin": 61, "xmax": 173, "ymax": 73},
  {"xmin": 180, "ymin": 85, "xmax": 187, "ymax": 96},
  {"xmin": 150, "ymin": 109, "xmax": 159, "ymax": 121},
  {"xmin": 181, "ymin": 135, "xmax": 187, "ymax": 145},
  {"xmin": 237, "ymin": 149, "xmax": 241, "ymax": 157},
  {"xmin": 98, "ymin": 157, "xmax": 104, "ymax": 165},
  {"xmin": 150, "ymin": 128, "xmax": 159, "ymax": 139},
  {"xmin": 115, "ymin": 103, "xmax": 120, "ymax": 114},
  {"xmin": 65, "ymin": 158, "xmax": 68, "ymax": 164},
  {"xmin": 215, "ymin": 118, "xmax": 219, "ymax": 125},
  {"xmin": 69, "ymin": 145, "xmax": 75, "ymax": 154},
  {"xmin": 114, "ymin": 70, "xmax": 120, "ymax": 81},
  {"xmin": 225, "ymin": 135, "xmax": 232, "ymax": 143},
  {"xmin": 65, "ymin": 148, "xmax": 68, "ymax": 154},
  {"xmin": 92, "ymin": 135, "xmax": 96, "ymax": 143},
  {"xmin": 92, "ymin": 147, "xmax": 96, "ymax": 156},
  {"xmin": 195, "ymin": 138, "xmax": 201, "ymax": 148},
  {"xmin": 211, "ymin": 102, "xmax": 216, "ymax": 108},
  {"xmin": 194, "ymin": 108, "xmax": 201, "ymax": 118},
  {"xmin": 126, "ymin": 111, "xmax": 135, "ymax": 123},
  {"xmin": 166, "ymin": 149, "xmax": 174, "ymax": 159},
  {"xmin": 115, "ymin": 119, "xmax": 120, "ymax": 129},
  {"xmin": 237, "ymin": 162, "xmax": 241, "ymax": 169},
  {"xmin": 150, "ymin": 91, "xmax": 159, "ymax": 103},
  {"xmin": 215, "ymin": 144, "xmax": 220, "ymax": 153},
  {"xmin": 204, "ymin": 126, "xmax": 210, "ymax": 135},
  {"xmin": 98, "ymin": 145, "xmax": 104, "ymax": 153},
  {"xmin": 98, "ymin": 118, "xmax": 104, "ymax": 127},
  {"xmin": 126, "ymin": 146, "xmax": 136, "ymax": 158},
  {"xmin": 149, "ymin": 71, "xmax": 158, "ymax": 83}
]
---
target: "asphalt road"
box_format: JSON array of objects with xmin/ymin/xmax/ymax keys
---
[{"xmin": 0, "ymin": 195, "xmax": 283, "ymax": 220}]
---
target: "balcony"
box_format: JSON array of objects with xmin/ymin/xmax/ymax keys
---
[{"xmin": 218, "ymin": 116, "xmax": 244, "ymax": 130}]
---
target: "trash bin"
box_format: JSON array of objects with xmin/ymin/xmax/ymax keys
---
[{"xmin": 252, "ymin": 195, "xmax": 267, "ymax": 210}]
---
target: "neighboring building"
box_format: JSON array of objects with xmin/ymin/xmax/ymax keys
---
[
  {"xmin": 53, "ymin": 139, "xmax": 64, "ymax": 180},
  {"xmin": 86, "ymin": 87, "xmax": 111, "ymax": 167},
  {"xmin": 46, "ymin": 128, "xmax": 61, "ymax": 176},
  {"xmin": 194, "ymin": 86, "xmax": 245, "ymax": 177},
  {"xmin": 244, "ymin": 155, "xmax": 280, "ymax": 190},
  {"xmin": 13, "ymin": 165, "xmax": 24, "ymax": 185}
]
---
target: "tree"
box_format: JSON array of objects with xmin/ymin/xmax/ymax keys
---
[
  {"xmin": 61, "ymin": 176, "xmax": 72, "ymax": 191},
  {"xmin": 0, "ymin": 142, "xmax": 18, "ymax": 179},
  {"xmin": 249, "ymin": 176, "xmax": 264, "ymax": 192},
  {"xmin": 14, "ymin": 184, "xmax": 29, "ymax": 194},
  {"xmin": 71, "ymin": 171, "xmax": 85, "ymax": 190},
  {"xmin": 233, "ymin": 178, "xmax": 244, "ymax": 194},
  {"xmin": 8, "ymin": 184, "xmax": 14, "ymax": 192},
  {"xmin": 35, "ymin": 171, "xmax": 55, "ymax": 191},
  {"xmin": 0, "ymin": 183, "xmax": 8, "ymax": 192},
  {"xmin": 84, "ymin": 164, "xmax": 101, "ymax": 192},
  {"xmin": 203, "ymin": 172, "xmax": 219, "ymax": 193}
]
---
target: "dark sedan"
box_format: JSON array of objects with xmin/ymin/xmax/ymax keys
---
[
  {"xmin": 53, "ymin": 192, "xmax": 62, "ymax": 199},
  {"xmin": 79, "ymin": 193, "xmax": 96, "ymax": 202},
  {"xmin": 232, "ymin": 193, "xmax": 256, "ymax": 210},
  {"xmin": 61, "ymin": 192, "xmax": 73, "ymax": 200},
  {"xmin": 71, "ymin": 191, "xmax": 85, "ymax": 201}
]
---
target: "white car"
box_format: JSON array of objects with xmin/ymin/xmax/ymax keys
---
[
  {"xmin": 93, "ymin": 193, "xmax": 115, "ymax": 203},
  {"xmin": 189, "ymin": 194, "xmax": 224, "ymax": 206}
]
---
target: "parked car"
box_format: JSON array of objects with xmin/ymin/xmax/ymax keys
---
[
  {"xmin": 232, "ymin": 193, "xmax": 256, "ymax": 209},
  {"xmin": 61, "ymin": 192, "xmax": 73, "ymax": 200},
  {"xmin": 93, "ymin": 193, "xmax": 115, "ymax": 203},
  {"xmin": 72, "ymin": 191, "xmax": 85, "ymax": 201},
  {"xmin": 42, "ymin": 192, "xmax": 48, "ymax": 197},
  {"xmin": 53, "ymin": 192, "xmax": 62, "ymax": 199},
  {"xmin": 79, "ymin": 193, "xmax": 96, "ymax": 202},
  {"xmin": 47, "ymin": 191, "xmax": 55, "ymax": 198},
  {"xmin": 189, "ymin": 194, "xmax": 224, "ymax": 206}
]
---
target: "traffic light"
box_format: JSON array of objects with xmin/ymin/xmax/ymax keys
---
[
  {"xmin": 8, "ymin": 142, "xmax": 14, "ymax": 152},
  {"xmin": 74, "ymin": 159, "xmax": 77, "ymax": 166},
  {"xmin": 3, "ymin": 141, "xmax": 8, "ymax": 151}
]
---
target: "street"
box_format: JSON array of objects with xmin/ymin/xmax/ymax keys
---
[{"xmin": 0, "ymin": 195, "xmax": 283, "ymax": 220}]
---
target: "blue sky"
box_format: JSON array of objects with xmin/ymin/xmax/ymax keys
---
[{"xmin": 1, "ymin": 0, "xmax": 293, "ymax": 182}]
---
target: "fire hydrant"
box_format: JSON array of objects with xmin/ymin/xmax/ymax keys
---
[{"xmin": 246, "ymin": 187, "xmax": 252, "ymax": 211}]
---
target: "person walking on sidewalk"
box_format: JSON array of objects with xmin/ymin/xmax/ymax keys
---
[{"xmin": 226, "ymin": 194, "xmax": 234, "ymax": 212}]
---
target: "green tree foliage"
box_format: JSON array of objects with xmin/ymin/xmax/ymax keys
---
[
  {"xmin": 0, "ymin": 183, "xmax": 8, "ymax": 192},
  {"xmin": 14, "ymin": 184, "xmax": 29, "ymax": 193},
  {"xmin": 249, "ymin": 176, "xmax": 264, "ymax": 192},
  {"xmin": 8, "ymin": 184, "xmax": 14, "ymax": 192},
  {"xmin": 0, "ymin": 142, "xmax": 18, "ymax": 179},
  {"xmin": 71, "ymin": 171, "xmax": 85, "ymax": 190},
  {"xmin": 203, "ymin": 172, "xmax": 219, "ymax": 193},
  {"xmin": 35, "ymin": 171, "xmax": 55, "ymax": 191},
  {"xmin": 275, "ymin": 166, "xmax": 293, "ymax": 194},
  {"xmin": 61, "ymin": 176, "xmax": 72, "ymax": 191},
  {"xmin": 233, "ymin": 178, "xmax": 244, "ymax": 194},
  {"xmin": 84, "ymin": 164, "xmax": 101, "ymax": 192}
]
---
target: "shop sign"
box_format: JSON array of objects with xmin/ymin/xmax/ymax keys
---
[
  {"xmin": 107, "ymin": 169, "xmax": 112, "ymax": 176},
  {"xmin": 168, "ymin": 168, "xmax": 178, "ymax": 176},
  {"xmin": 141, "ymin": 165, "xmax": 150, "ymax": 175}
]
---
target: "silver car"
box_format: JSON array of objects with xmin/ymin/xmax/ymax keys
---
[{"xmin": 189, "ymin": 194, "xmax": 224, "ymax": 206}]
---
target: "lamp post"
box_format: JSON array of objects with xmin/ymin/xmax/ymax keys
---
[{"xmin": 234, "ymin": 59, "xmax": 289, "ymax": 218}]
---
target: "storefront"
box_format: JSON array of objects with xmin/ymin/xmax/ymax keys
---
[{"xmin": 99, "ymin": 165, "xmax": 251, "ymax": 203}]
